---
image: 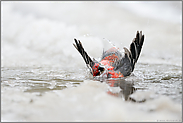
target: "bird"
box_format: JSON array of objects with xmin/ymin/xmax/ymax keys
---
[{"xmin": 73, "ymin": 31, "xmax": 144, "ymax": 79}]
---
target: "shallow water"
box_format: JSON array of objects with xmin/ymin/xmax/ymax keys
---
[
  {"xmin": 1, "ymin": 1, "xmax": 182, "ymax": 122},
  {"xmin": 1, "ymin": 63, "xmax": 182, "ymax": 103}
]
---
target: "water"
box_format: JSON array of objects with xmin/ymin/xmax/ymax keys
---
[{"xmin": 1, "ymin": 1, "xmax": 182, "ymax": 122}]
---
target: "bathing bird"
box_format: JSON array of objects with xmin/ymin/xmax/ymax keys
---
[{"xmin": 73, "ymin": 31, "xmax": 144, "ymax": 78}]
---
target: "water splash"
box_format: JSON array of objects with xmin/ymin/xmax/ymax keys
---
[
  {"xmin": 83, "ymin": 34, "xmax": 92, "ymax": 37},
  {"xmin": 103, "ymin": 38, "xmax": 116, "ymax": 48},
  {"xmin": 102, "ymin": 38, "xmax": 125, "ymax": 57}
]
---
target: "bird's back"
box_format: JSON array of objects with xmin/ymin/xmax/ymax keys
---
[{"xmin": 100, "ymin": 47, "xmax": 122, "ymax": 67}]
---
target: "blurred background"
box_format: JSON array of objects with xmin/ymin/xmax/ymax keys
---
[{"xmin": 1, "ymin": 1, "xmax": 182, "ymax": 68}]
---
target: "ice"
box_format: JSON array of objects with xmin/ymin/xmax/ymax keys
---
[{"xmin": 1, "ymin": 80, "xmax": 181, "ymax": 121}]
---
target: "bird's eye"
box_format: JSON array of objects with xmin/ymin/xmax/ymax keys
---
[
  {"xmin": 98, "ymin": 66, "xmax": 104, "ymax": 72},
  {"xmin": 94, "ymin": 66, "xmax": 105, "ymax": 76},
  {"xmin": 96, "ymin": 72, "xmax": 100, "ymax": 76}
]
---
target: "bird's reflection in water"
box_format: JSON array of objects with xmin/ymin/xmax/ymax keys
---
[{"xmin": 104, "ymin": 79, "xmax": 137, "ymax": 101}]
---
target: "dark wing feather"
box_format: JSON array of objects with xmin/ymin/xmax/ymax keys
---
[
  {"xmin": 114, "ymin": 31, "xmax": 145, "ymax": 77},
  {"xmin": 73, "ymin": 39, "xmax": 95, "ymax": 68}
]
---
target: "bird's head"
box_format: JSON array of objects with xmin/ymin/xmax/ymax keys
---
[{"xmin": 92, "ymin": 63, "xmax": 106, "ymax": 77}]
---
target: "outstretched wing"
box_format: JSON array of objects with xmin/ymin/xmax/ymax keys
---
[
  {"xmin": 113, "ymin": 31, "xmax": 145, "ymax": 77},
  {"xmin": 73, "ymin": 39, "xmax": 95, "ymax": 69}
]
